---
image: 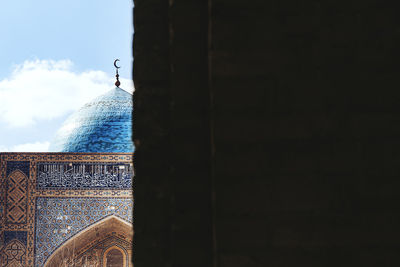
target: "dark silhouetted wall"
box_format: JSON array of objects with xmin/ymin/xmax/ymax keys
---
[{"xmin": 133, "ymin": 1, "xmax": 400, "ymax": 266}]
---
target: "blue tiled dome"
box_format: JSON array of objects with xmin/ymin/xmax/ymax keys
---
[{"xmin": 50, "ymin": 87, "xmax": 134, "ymax": 152}]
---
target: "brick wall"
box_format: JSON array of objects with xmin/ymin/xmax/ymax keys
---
[{"xmin": 133, "ymin": 1, "xmax": 400, "ymax": 266}]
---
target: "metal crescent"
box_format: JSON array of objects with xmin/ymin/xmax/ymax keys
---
[{"xmin": 114, "ymin": 59, "xmax": 121, "ymax": 69}]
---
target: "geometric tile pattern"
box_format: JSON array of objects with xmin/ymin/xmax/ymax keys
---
[
  {"xmin": 1, "ymin": 239, "xmax": 26, "ymax": 267},
  {"xmin": 1, "ymin": 231, "xmax": 27, "ymax": 267},
  {"xmin": 6, "ymin": 171, "xmax": 28, "ymax": 224},
  {"xmin": 34, "ymin": 197, "xmax": 133, "ymax": 267},
  {"xmin": 6, "ymin": 161, "xmax": 29, "ymax": 178},
  {"xmin": 3, "ymin": 231, "xmax": 27, "ymax": 245},
  {"xmin": 2, "ymin": 153, "xmax": 132, "ymax": 163},
  {"xmin": 0, "ymin": 197, "xmax": 3, "ymax": 227},
  {"xmin": 50, "ymin": 87, "xmax": 134, "ymax": 153},
  {"xmin": 0, "ymin": 153, "xmax": 133, "ymax": 266},
  {"xmin": 36, "ymin": 162, "xmax": 133, "ymax": 189},
  {"xmin": 0, "ymin": 232, "xmax": 3, "ymax": 251}
]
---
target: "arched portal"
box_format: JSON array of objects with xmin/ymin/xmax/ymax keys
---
[
  {"xmin": 103, "ymin": 245, "xmax": 127, "ymax": 267},
  {"xmin": 44, "ymin": 215, "xmax": 133, "ymax": 267}
]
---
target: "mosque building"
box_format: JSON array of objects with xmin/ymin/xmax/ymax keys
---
[{"xmin": 0, "ymin": 62, "xmax": 134, "ymax": 267}]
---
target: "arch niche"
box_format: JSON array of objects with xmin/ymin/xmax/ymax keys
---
[
  {"xmin": 103, "ymin": 245, "xmax": 127, "ymax": 266},
  {"xmin": 44, "ymin": 215, "xmax": 133, "ymax": 267}
]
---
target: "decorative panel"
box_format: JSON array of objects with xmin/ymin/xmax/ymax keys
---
[
  {"xmin": 3, "ymin": 232, "xmax": 27, "ymax": 246},
  {"xmin": 36, "ymin": 162, "xmax": 133, "ymax": 189},
  {"xmin": 6, "ymin": 162, "xmax": 29, "ymax": 178},
  {"xmin": 1, "ymin": 231, "xmax": 27, "ymax": 267},
  {"xmin": 6, "ymin": 171, "xmax": 27, "ymax": 224},
  {"xmin": 0, "ymin": 153, "xmax": 133, "ymax": 267},
  {"xmin": 1, "ymin": 239, "xmax": 26, "ymax": 267},
  {"xmin": 34, "ymin": 197, "xmax": 133, "ymax": 266},
  {"xmin": 0, "ymin": 232, "xmax": 3, "ymax": 251}
]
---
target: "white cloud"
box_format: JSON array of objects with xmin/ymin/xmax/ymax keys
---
[
  {"xmin": 0, "ymin": 145, "xmax": 10, "ymax": 152},
  {"xmin": 0, "ymin": 141, "xmax": 50, "ymax": 152},
  {"xmin": 0, "ymin": 59, "xmax": 133, "ymax": 127},
  {"xmin": 9, "ymin": 141, "xmax": 50, "ymax": 152}
]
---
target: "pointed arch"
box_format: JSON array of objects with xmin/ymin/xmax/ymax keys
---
[
  {"xmin": 103, "ymin": 245, "xmax": 128, "ymax": 267},
  {"xmin": 44, "ymin": 215, "xmax": 133, "ymax": 267}
]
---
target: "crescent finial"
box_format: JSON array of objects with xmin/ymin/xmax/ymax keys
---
[
  {"xmin": 114, "ymin": 59, "xmax": 121, "ymax": 87},
  {"xmin": 114, "ymin": 59, "xmax": 121, "ymax": 69}
]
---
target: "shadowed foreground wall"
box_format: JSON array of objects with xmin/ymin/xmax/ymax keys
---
[{"xmin": 133, "ymin": 1, "xmax": 400, "ymax": 266}]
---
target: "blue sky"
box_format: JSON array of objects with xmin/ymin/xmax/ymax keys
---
[{"xmin": 0, "ymin": 0, "xmax": 133, "ymax": 151}]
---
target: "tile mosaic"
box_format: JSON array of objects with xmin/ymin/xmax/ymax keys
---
[{"xmin": 34, "ymin": 197, "xmax": 133, "ymax": 266}]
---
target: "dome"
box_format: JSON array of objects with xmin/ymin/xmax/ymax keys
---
[{"xmin": 50, "ymin": 87, "xmax": 134, "ymax": 152}]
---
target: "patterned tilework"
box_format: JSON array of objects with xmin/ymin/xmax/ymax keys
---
[
  {"xmin": 0, "ymin": 153, "xmax": 133, "ymax": 266},
  {"xmin": 26, "ymin": 161, "xmax": 37, "ymax": 266},
  {"xmin": 0, "ymin": 199, "xmax": 3, "ymax": 227},
  {"xmin": 34, "ymin": 197, "xmax": 133, "ymax": 267},
  {"xmin": 37, "ymin": 162, "xmax": 133, "ymax": 189},
  {"xmin": 1, "ymin": 239, "xmax": 27, "ymax": 266},
  {"xmin": 35, "ymin": 189, "xmax": 133, "ymax": 198},
  {"xmin": 1, "ymin": 231, "xmax": 28, "ymax": 266},
  {"xmin": 0, "ymin": 231, "xmax": 3, "ymax": 250},
  {"xmin": 0, "ymin": 159, "xmax": 4, "ymax": 213},
  {"xmin": 6, "ymin": 161, "xmax": 30, "ymax": 177},
  {"xmin": 4, "ymin": 161, "xmax": 30, "ymax": 227},
  {"xmin": 0, "ymin": 159, "xmax": 5, "ymax": 255},
  {"xmin": 6, "ymin": 170, "xmax": 28, "ymax": 224},
  {"xmin": 1, "ymin": 153, "xmax": 132, "ymax": 163},
  {"xmin": 4, "ymin": 231, "xmax": 27, "ymax": 245},
  {"xmin": 50, "ymin": 87, "xmax": 134, "ymax": 153}
]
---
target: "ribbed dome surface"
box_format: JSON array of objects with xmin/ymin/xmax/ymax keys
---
[{"xmin": 50, "ymin": 87, "xmax": 134, "ymax": 152}]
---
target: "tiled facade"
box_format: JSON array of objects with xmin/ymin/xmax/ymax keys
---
[{"xmin": 0, "ymin": 153, "xmax": 133, "ymax": 267}]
